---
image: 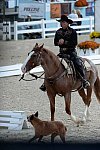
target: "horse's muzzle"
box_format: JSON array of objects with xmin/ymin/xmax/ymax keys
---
[{"xmin": 21, "ymin": 65, "xmax": 26, "ymax": 74}]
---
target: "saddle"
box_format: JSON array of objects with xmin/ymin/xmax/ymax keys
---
[
  {"xmin": 59, "ymin": 57, "xmax": 90, "ymax": 80},
  {"xmin": 59, "ymin": 57, "xmax": 76, "ymax": 80}
]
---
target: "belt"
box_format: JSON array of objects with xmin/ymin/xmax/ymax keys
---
[
  {"xmin": 60, "ymin": 48, "xmax": 68, "ymax": 51},
  {"xmin": 60, "ymin": 48, "xmax": 75, "ymax": 51}
]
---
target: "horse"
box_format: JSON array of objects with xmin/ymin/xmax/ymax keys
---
[{"xmin": 21, "ymin": 43, "xmax": 100, "ymax": 125}]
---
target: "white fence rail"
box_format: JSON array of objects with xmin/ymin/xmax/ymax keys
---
[
  {"xmin": 0, "ymin": 55, "xmax": 100, "ymax": 78},
  {"xmin": 2, "ymin": 16, "xmax": 94, "ymax": 40},
  {"xmin": 0, "ymin": 111, "xmax": 28, "ymax": 130}
]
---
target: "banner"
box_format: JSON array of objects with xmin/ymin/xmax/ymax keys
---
[
  {"xmin": 86, "ymin": 2, "xmax": 94, "ymax": 16},
  {"xmin": 19, "ymin": 3, "xmax": 45, "ymax": 19},
  {"xmin": 50, "ymin": 4, "xmax": 61, "ymax": 18},
  {"xmin": 50, "ymin": 3, "xmax": 71, "ymax": 19},
  {"xmin": 61, "ymin": 3, "xmax": 71, "ymax": 16}
]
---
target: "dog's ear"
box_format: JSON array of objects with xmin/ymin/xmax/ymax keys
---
[{"xmin": 34, "ymin": 111, "xmax": 38, "ymax": 117}]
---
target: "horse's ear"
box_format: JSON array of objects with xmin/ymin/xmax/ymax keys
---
[
  {"xmin": 35, "ymin": 43, "xmax": 38, "ymax": 47},
  {"xmin": 40, "ymin": 43, "xmax": 44, "ymax": 49}
]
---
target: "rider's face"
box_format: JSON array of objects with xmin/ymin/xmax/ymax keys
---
[{"xmin": 60, "ymin": 21, "xmax": 69, "ymax": 29}]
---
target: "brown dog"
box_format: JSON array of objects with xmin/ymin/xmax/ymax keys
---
[{"xmin": 27, "ymin": 111, "xmax": 67, "ymax": 143}]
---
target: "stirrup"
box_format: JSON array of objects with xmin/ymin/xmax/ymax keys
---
[
  {"xmin": 39, "ymin": 84, "xmax": 46, "ymax": 92},
  {"xmin": 83, "ymin": 80, "xmax": 90, "ymax": 89}
]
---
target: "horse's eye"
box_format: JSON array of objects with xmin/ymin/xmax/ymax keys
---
[{"xmin": 31, "ymin": 53, "xmax": 37, "ymax": 58}]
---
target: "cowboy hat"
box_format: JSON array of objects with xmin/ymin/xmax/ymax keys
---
[{"xmin": 56, "ymin": 15, "xmax": 73, "ymax": 24}]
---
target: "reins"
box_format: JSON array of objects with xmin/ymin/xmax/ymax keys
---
[{"xmin": 19, "ymin": 72, "xmax": 45, "ymax": 81}]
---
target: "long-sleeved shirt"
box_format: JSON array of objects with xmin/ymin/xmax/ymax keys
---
[{"xmin": 54, "ymin": 26, "xmax": 77, "ymax": 53}]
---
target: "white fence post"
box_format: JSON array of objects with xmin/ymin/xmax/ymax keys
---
[
  {"xmin": 3, "ymin": 21, "xmax": 11, "ymax": 40},
  {"xmin": 41, "ymin": 19, "xmax": 45, "ymax": 39},
  {"xmin": 14, "ymin": 21, "xmax": 17, "ymax": 40},
  {"xmin": 0, "ymin": 111, "xmax": 29, "ymax": 130},
  {"xmin": 7, "ymin": 22, "xmax": 11, "ymax": 40},
  {"xmin": 90, "ymin": 16, "xmax": 93, "ymax": 33}
]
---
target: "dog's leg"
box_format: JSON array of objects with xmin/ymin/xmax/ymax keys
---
[
  {"xmin": 38, "ymin": 135, "xmax": 43, "ymax": 142},
  {"xmin": 51, "ymin": 133, "xmax": 57, "ymax": 143},
  {"xmin": 60, "ymin": 134, "xmax": 66, "ymax": 143},
  {"xmin": 29, "ymin": 136, "xmax": 38, "ymax": 143}
]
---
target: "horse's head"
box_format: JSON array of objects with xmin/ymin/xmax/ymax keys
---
[{"xmin": 21, "ymin": 43, "xmax": 44, "ymax": 74}]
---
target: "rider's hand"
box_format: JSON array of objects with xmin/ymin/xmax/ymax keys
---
[
  {"xmin": 57, "ymin": 53, "xmax": 63, "ymax": 58},
  {"xmin": 58, "ymin": 39, "xmax": 64, "ymax": 45}
]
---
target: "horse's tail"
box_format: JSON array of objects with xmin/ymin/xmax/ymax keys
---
[{"xmin": 94, "ymin": 76, "xmax": 100, "ymax": 103}]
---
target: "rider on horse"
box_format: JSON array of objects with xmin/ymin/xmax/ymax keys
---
[{"xmin": 40, "ymin": 15, "xmax": 90, "ymax": 91}]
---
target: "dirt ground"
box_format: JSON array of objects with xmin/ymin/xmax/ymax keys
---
[{"xmin": 0, "ymin": 37, "xmax": 100, "ymax": 145}]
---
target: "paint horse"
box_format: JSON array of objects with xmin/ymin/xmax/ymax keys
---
[{"xmin": 21, "ymin": 43, "xmax": 100, "ymax": 125}]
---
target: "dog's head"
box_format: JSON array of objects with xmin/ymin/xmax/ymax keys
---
[{"xmin": 27, "ymin": 111, "xmax": 38, "ymax": 122}]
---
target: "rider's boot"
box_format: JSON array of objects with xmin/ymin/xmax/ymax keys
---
[
  {"xmin": 78, "ymin": 70, "xmax": 90, "ymax": 89},
  {"xmin": 74, "ymin": 57, "xmax": 90, "ymax": 89},
  {"xmin": 39, "ymin": 83, "xmax": 46, "ymax": 92}
]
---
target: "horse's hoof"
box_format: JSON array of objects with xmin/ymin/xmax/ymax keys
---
[
  {"xmin": 76, "ymin": 124, "xmax": 79, "ymax": 127},
  {"xmin": 76, "ymin": 120, "xmax": 81, "ymax": 127},
  {"xmin": 80, "ymin": 120, "xmax": 85, "ymax": 125},
  {"xmin": 76, "ymin": 119, "xmax": 85, "ymax": 127}
]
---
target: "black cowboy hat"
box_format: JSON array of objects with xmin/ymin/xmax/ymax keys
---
[{"xmin": 56, "ymin": 15, "xmax": 73, "ymax": 24}]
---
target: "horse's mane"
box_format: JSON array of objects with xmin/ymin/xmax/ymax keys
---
[{"xmin": 42, "ymin": 47, "xmax": 59, "ymax": 64}]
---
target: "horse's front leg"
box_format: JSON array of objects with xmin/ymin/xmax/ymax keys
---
[
  {"xmin": 47, "ymin": 92, "xmax": 56, "ymax": 121},
  {"xmin": 64, "ymin": 93, "xmax": 80, "ymax": 125}
]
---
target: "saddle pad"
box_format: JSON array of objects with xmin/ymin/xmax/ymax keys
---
[
  {"xmin": 84, "ymin": 59, "xmax": 91, "ymax": 71},
  {"xmin": 59, "ymin": 58, "xmax": 73, "ymax": 74}
]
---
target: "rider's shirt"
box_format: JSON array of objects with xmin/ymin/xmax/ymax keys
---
[{"xmin": 54, "ymin": 27, "xmax": 77, "ymax": 54}]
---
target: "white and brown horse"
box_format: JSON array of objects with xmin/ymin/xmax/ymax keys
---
[{"xmin": 21, "ymin": 43, "xmax": 100, "ymax": 125}]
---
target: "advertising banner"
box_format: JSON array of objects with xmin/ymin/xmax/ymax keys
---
[
  {"xmin": 61, "ymin": 3, "xmax": 71, "ymax": 16},
  {"xmin": 50, "ymin": 3, "xmax": 71, "ymax": 19},
  {"xmin": 19, "ymin": 2, "xmax": 45, "ymax": 19},
  {"xmin": 86, "ymin": 2, "xmax": 94, "ymax": 16},
  {"xmin": 50, "ymin": 4, "xmax": 61, "ymax": 18}
]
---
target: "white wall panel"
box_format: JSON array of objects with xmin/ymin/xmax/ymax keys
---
[{"xmin": 95, "ymin": 0, "xmax": 100, "ymax": 31}]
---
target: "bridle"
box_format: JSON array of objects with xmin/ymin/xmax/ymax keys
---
[{"xmin": 19, "ymin": 50, "xmax": 44, "ymax": 81}]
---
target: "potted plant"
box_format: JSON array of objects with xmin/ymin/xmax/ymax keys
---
[
  {"xmin": 90, "ymin": 31, "xmax": 100, "ymax": 39},
  {"xmin": 74, "ymin": 0, "xmax": 88, "ymax": 7},
  {"xmin": 77, "ymin": 41, "xmax": 100, "ymax": 56},
  {"xmin": 90, "ymin": 31, "xmax": 100, "ymax": 44}
]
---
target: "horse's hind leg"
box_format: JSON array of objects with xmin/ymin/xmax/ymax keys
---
[{"xmin": 78, "ymin": 87, "xmax": 92, "ymax": 123}]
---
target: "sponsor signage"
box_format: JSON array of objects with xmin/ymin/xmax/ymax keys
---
[
  {"xmin": 19, "ymin": 2, "xmax": 45, "ymax": 19},
  {"xmin": 50, "ymin": 3, "xmax": 71, "ymax": 19}
]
